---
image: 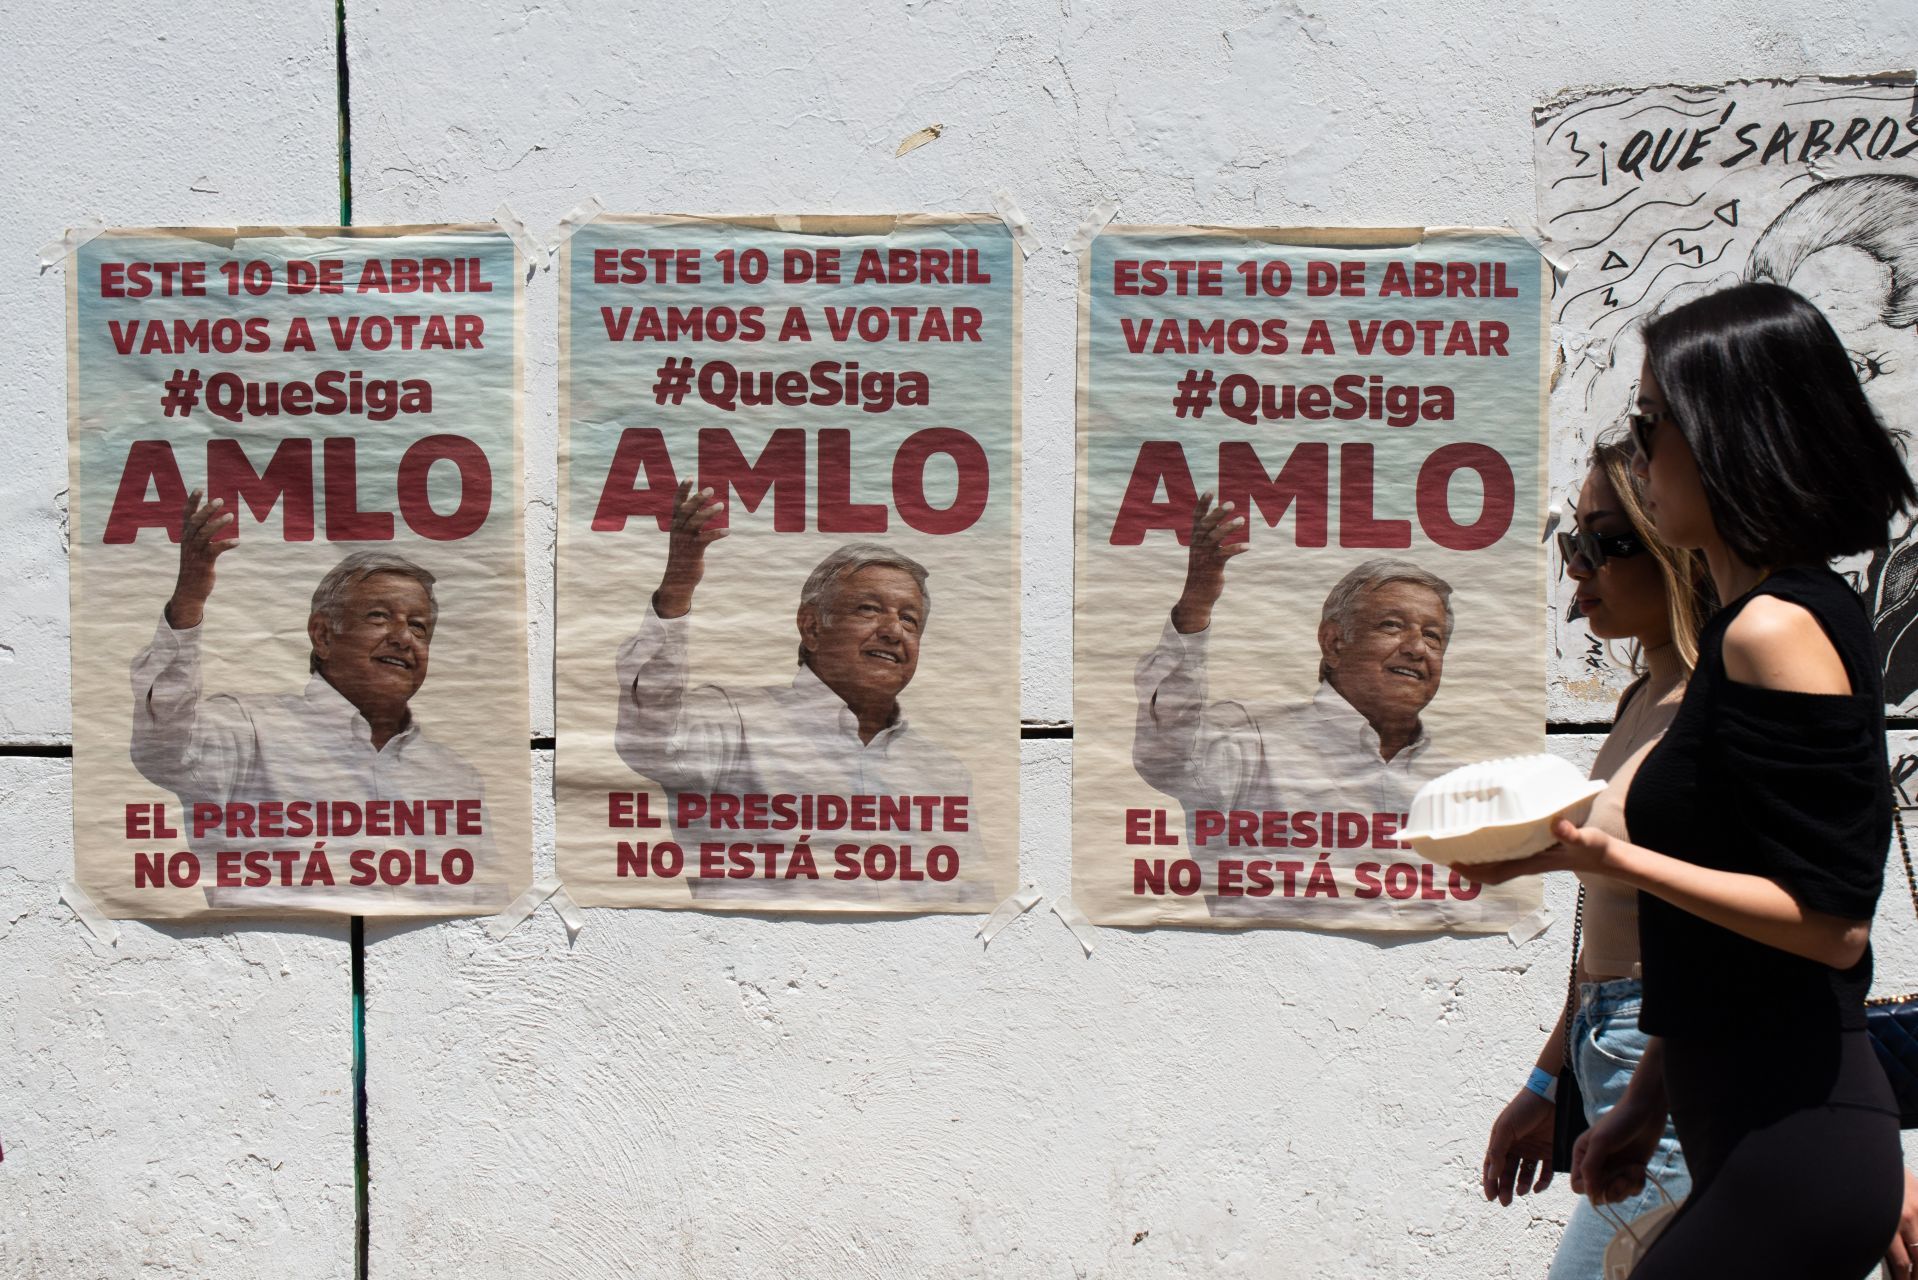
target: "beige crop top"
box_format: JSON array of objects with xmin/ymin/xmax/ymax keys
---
[{"xmin": 1574, "ymin": 673, "xmax": 1685, "ymax": 980}]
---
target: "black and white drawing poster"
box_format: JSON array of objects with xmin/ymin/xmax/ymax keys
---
[{"xmin": 1536, "ymin": 74, "xmax": 1918, "ymax": 715}]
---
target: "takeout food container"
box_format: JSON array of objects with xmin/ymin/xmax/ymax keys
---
[{"xmin": 1399, "ymin": 754, "xmax": 1606, "ymax": 866}]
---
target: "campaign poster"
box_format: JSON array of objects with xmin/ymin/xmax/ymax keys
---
[
  {"xmin": 1072, "ymin": 226, "xmax": 1549, "ymax": 931},
  {"xmin": 1536, "ymin": 74, "xmax": 1918, "ymax": 716},
  {"xmin": 67, "ymin": 226, "xmax": 533, "ymax": 919},
  {"xmin": 555, "ymin": 214, "xmax": 1020, "ymax": 914}
]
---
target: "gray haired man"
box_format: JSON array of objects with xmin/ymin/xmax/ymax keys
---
[
  {"xmin": 1133, "ymin": 493, "xmax": 1455, "ymax": 827},
  {"xmin": 614, "ymin": 481, "xmax": 980, "ymax": 904},
  {"xmin": 129, "ymin": 490, "xmax": 498, "ymax": 912}
]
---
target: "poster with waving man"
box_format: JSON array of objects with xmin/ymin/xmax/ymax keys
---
[
  {"xmin": 1072, "ymin": 225, "xmax": 1549, "ymax": 931},
  {"xmin": 67, "ymin": 225, "xmax": 533, "ymax": 919},
  {"xmin": 554, "ymin": 213, "xmax": 1020, "ymax": 914}
]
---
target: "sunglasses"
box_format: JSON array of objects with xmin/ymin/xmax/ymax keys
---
[
  {"xmin": 1556, "ymin": 527, "xmax": 1647, "ymax": 572},
  {"xmin": 1628, "ymin": 411, "xmax": 1672, "ymax": 461}
]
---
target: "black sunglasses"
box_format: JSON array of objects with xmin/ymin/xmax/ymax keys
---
[
  {"xmin": 1628, "ymin": 411, "xmax": 1671, "ymax": 460},
  {"xmin": 1556, "ymin": 527, "xmax": 1647, "ymax": 571}
]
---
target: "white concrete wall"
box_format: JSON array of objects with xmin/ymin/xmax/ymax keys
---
[
  {"xmin": 10, "ymin": 2, "xmax": 1918, "ymax": 1277},
  {"xmin": 3, "ymin": 9, "xmax": 354, "ymax": 1276}
]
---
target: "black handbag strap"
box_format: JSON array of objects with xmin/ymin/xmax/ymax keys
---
[
  {"xmin": 1894, "ymin": 803, "xmax": 1918, "ymax": 925},
  {"xmin": 1562, "ymin": 883, "xmax": 1586, "ymax": 1063}
]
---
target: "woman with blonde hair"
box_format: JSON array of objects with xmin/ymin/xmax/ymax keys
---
[{"xmin": 1480, "ymin": 429, "xmax": 1709, "ymax": 1277}]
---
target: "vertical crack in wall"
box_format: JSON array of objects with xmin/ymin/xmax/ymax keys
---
[
  {"xmin": 335, "ymin": 5, "xmax": 366, "ymax": 1279},
  {"xmin": 336, "ymin": 0, "xmax": 352, "ymax": 228},
  {"xmin": 352, "ymin": 915, "xmax": 368, "ymax": 1280}
]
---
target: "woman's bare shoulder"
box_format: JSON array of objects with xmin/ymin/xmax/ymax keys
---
[{"xmin": 1722, "ymin": 595, "xmax": 1850, "ymax": 695}]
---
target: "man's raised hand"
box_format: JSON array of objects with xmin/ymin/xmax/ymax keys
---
[
  {"xmin": 653, "ymin": 480, "xmax": 727, "ymax": 619},
  {"xmin": 1170, "ymin": 492, "xmax": 1247, "ymax": 634},
  {"xmin": 164, "ymin": 489, "xmax": 238, "ymax": 630}
]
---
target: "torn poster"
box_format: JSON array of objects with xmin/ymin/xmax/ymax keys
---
[{"xmin": 1536, "ymin": 73, "xmax": 1918, "ymax": 713}]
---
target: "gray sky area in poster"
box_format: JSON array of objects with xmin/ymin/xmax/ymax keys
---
[{"xmin": 1535, "ymin": 74, "xmax": 1918, "ymax": 716}]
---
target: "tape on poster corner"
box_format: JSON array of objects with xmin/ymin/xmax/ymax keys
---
[
  {"xmin": 485, "ymin": 874, "xmax": 560, "ymax": 940},
  {"xmin": 773, "ymin": 214, "xmax": 803, "ymax": 233},
  {"xmin": 977, "ymin": 885, "xmax": 1044, "ymax": 943},
  {"xmin": 1500, "ymin": 220, "xmax": 1574, "ymax": 284},
  {"xmin": 36, "ymin": 217, "xmax": 104, "ymax": 272},
  {"xmin": 548, "ymin": 196, "xmax": 606, "ymax": 254},
  {"xmin": 548, "ymin": 885, "xmax": 587, "ymax": 943},
  {"xmin": 493, "ymin": 202, "xmax": 545, "ymax": 267},
  {"xmin": 1507, "ymin": 905, "xmax": 1554, "ymax": 946},
  {"xmin": 1541, "ymin": 503, "xmax": 1563, "ymax": 545},
  {"xmin": 59, "ymin": 879, "xmax": 119, "ymax": 948},
  {"xmin": 991, "ymin": 190, "xmax": 1039, "ymax": 257},
  {"xmin": 1068, "ymin": 198, "xmax": 1120, "ymax": 253},
  {"xmin": 1051, "ymin": 896, "xmax": 1097, "ymax": 957}
]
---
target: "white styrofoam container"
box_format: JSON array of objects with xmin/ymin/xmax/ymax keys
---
[{"xmin": 1399, "ymin": 754, "xmax": 1606, "ymax": 866}]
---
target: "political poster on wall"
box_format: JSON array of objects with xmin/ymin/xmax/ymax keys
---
[
  {"xmin": 1072, "ymin": 226, "xmax": 1549, "ymax": 931},
  {"xmin": 66, "ymin": 225, "xmax": 533, "ymax": 919},
  {"xmin": 555, "ymin": 214, "xmax": 1020, "ymax": 914},
  {"xmin": 1536, "ymin": 73, "xmax": 1918, "ymax": 717}
]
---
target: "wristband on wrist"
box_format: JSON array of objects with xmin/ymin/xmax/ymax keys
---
[{"xmin": 1525, "ymin": 1065, "xmax": 1558, "ymax": 1103}]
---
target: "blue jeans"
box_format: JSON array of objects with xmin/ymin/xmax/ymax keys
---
[{"xmin": 1546, "ymin": 978, "xmax": 1692, "ymax": 1280}]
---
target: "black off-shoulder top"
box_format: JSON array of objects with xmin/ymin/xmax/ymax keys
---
[{"xmin": 1626, "ymin": 564, "xmax": 1891, "ymax": 1035}]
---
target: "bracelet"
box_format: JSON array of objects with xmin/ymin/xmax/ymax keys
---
[{"xmin": 1524, "ymin": 1066, "xmax": 1558, "ymax": 1103}]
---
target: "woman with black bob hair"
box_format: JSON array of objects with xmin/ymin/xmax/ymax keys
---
[
  {"xmin": 1473, "ymin": 281, "xmax": 1917, "ymax": 1277},
  {"xmin": 1645, "ymin": 281, "xmax": 1914, "ymax": 569}
]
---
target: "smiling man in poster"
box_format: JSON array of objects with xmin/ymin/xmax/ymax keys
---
[
  {"xmin": 1134, "ymin": 492, "xmax": 1457, "ymax": 840},
  {"xmin": 613, "ymin": 479, "xmax": 983, "ymax": 905},
  {"xmin": 129, "ymin": 490, "xmax": 500, "ymax": 911}
]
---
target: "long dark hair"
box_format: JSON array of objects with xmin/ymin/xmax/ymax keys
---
[{"xmin": 1641, "ymin": 281, "xmax": 1915, "ymax": 566}]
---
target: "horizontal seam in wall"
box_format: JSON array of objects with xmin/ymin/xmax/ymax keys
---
[{"xmin": 12, "ymin": 718, "xmax": 1918, "ymax": 759}]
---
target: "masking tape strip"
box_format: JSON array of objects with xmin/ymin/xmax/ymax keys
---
[
  {"xmin": 1051, "ymin": 896, "xmax": 1097, "ymax": 957},
  {"xmin": 548, "ymin": 195, "xmax": 606, "ymax": 254},
  {"xmin": 485, "ymin": 874, "xmax": 560, "ymax": 940},
  {"xmin": 1541, "ymin": 503, "xmax": 1563, "ymax": 545},
  {"xmin": 895, "ymin": 123, "xmax": 944, "ymax": 157},
  {"xmin": 773, "ymin": 214, "xmax": 803, "ymax": 233},
  {"xmin": 60, "ymin": 879, "xmax": 120, "ymax": 948},
  {"xmin": 493, "ymin": 202, "xmax": 544, "ymax": 268},
  {"xmin": 1507, "ymin": 905, "xmax": 1554, "ymax": 946},
  {"xmin": 36, "ymin": 217, "xmax": 105, "ymax": 271},
  {"xmin": 1068, "ymin": 198, "xmax": 1120, "ymax": 254},
  {"xmin": 977, "ymin": 885, "xmax": 1044, "ymax": 943},
  {"xmin": 991, "ymin": 189, "xmax": 1039, "ymax": 257},
  {"xmin": 548, "ymin": 885, "xmax": 587, "ymax": 943}
]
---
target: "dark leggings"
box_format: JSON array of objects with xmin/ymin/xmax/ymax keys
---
[{"xmin": 1630, "ymin": 1030, "xmax": 1902, "ymax": 1279}]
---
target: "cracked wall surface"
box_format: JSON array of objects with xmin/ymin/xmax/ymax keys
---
[{"xmin": 8, "ymin": 1, "xmax": 1918, "ymax": 1277}]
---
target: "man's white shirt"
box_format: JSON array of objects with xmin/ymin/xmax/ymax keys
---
[
  {"xmin": 614, "ymin": 605, "xmax": 987, "ymax": 905},
  {"xmin": 1131, "ymin": 616, "xmax": 1466, "ymax": 921},
  {"xmin": 1133, "ymin": 617, "xmax": 1445, "ymax": 816},
  {"xmin": 129, "ymin": 618, "xmax": 501, "ymax": 912}
]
